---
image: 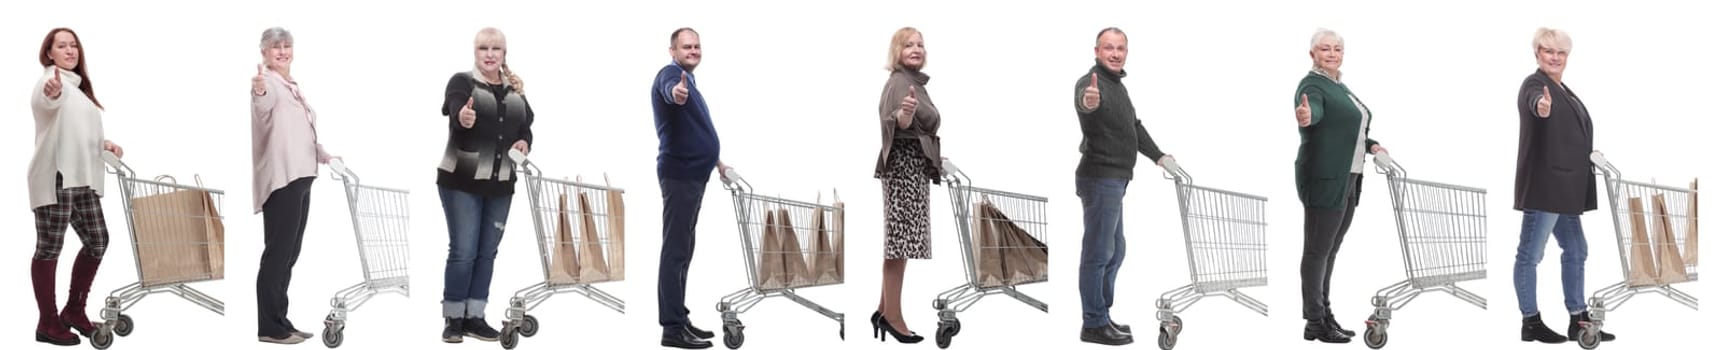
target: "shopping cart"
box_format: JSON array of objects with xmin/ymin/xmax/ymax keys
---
[
  {"xmin": 499, "ymin": 150, "xmax": 626, "ymax": 349},
  {"xmin": 1358, "ymin": 153, "xmax": 1488, "ymax": 349},
  {"xmin": 91, "ymin": 152, "xmax": 226, "ymax": 349},
  {"xmin": 319, "ymin": 160, "xmax": 411, "ymax": 348},
  {"xmin": 1150, "ymin": 158, "xmax": 1270, "ymax": 350},
  {"xmin": 716, "ymin": 167, "xmax": 846, "ymax": 349},
  {"xmin": 930, "ymin": 159, "xmax": 1050, "ymax": 349},
  {"xmin": 1576, "ymin": 151, "xmax": 1699, "ymax": 350}
]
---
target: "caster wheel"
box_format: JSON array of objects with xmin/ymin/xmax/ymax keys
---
[
  {"xmin": 1577, "ymin": 325, "xmax": 1601, "ymax": 350},
  {"xmin": 936, "ymin": 322, "xmax": 957, "ymax": 349},
  {"xmin": 1157, "ymin": 329, "xmax": 1177, "ymax": 350},
  {"xmin": 722, "ymin": 327, "xmax": 744, "ymax": 349},
  {"xmin": 950, "ymin": 318, "xmax": 962, "ymax": 336},
  {"xmin": 1168, "ymin": 315, "xmax": 1184, "ymax": 336},
  {"xmin": 113, "ymin": 314, "xmax": 134, "ymax": 337},
  {"xmin": 1364, "ymin": 326, "xmax": 1387, "ymax": 349},
  {"xmin": 91, "ymin": 328, "xmax": 114, "ymax": 350},
  {"xmin": 323, "ymin": 327, "xmax": 344, "ymax": 348},
  {"xmin": 519, "ymin": 315, "xmax": 539, "ymax": 337},
  {"xmin": 501, "ymin": 327, "xmax": 520, "ymax": 349}
]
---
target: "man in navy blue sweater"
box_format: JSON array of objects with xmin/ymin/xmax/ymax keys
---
[{"xmin": 653, "ymin": 27, "xmax": 732, "ymax": 350}]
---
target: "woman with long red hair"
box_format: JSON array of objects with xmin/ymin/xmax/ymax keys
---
[{"xmin": 28, "ymin": 27, "xmax": 125, "ymax": 346}]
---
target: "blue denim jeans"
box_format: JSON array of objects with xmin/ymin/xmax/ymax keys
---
[
  {"xmin": 1513, "ymin": 209, "xmax": 1588, "ymax": 317},
  {"xmin": 439, "ymin": 186, "xmax": 513, "ymax": 318},
  {"xmin": 1076, "ymin": 176, "xmax": 1129, "ymax": 328}
]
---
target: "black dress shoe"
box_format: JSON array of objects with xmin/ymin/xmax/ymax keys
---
[
  {"xmin": 686, "ymin": 323, "xmax": 715, "ymax": 339},
  {"xmin": 1080, "ymin": 325, "xmax": 1133, "ymax": 346},
  {"xmin": 1324, "ymin": 315, "xmax": 1354, "ymax": 337},
  {"xmin": 1566, "ymin": 312, "xmax": 1615, "ymax": 342},
  {"xmin": 1521, "ymin": 313, "xmax": 1567, "ymax": 343},
  {"xmin": 1110, "ymin": 321, "xmax": 1131, "ymax": 334},
  {"xmin": 662, "ymin": 329, "xmax": 714, "ymax": 349},
  {"xmin": 1303, "ymin": 320, "xmax": 1351, "ymax": 343}
]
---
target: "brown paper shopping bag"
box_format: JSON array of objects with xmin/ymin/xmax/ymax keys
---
[
  {"xmin": 1685, "ymin": 179, "xmax": 1698, "ymax": 266},
  {"xmin": 577, "ymin": 193, "xmax": 611, "ymax": 282},
  {"xmin": 987, "ymin": 204, "xmax": 1048, "ymax": 286},
  {"xmin": 1652, "ymin": 195, "xmax": 1689, "ymax": 284},
  {"xmin": 971, "ymin": 200, "xmax": 1006, "ymax": 287},
  {"xmin": 1626, "ymin": 197, "xmax": 1658, "ymax": 286},
  {"xmin": 809, "ymin": 195, "xmax": 841, "ymax": 285},
  {"xmin": 778, "ymin": 208, "xmax": 815, "ymax": 288},
  {"xmin": 131, "ymin": 188, "xmax": 223, "ymax": 286},
  {"xmin": 832, "ymin": 194, "xmax": 845, "ymax": 280},
  {"xmin": 756, "ymin": 210, "xmax": 786, "ymax": 289},
  {"xmin": 606, "ymin": 182, "xmax": 627, "ymax": 281},
  {"xmin": 549, "ymin": 193, "xmax": 580, "ymax": 283}
]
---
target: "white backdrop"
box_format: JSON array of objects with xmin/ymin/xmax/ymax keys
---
[{"xmin": 1, "ymin": 0, "xmax": 1712, "ymax": 349}]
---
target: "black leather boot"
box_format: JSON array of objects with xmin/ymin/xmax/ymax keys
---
[
  {"xmin": 1567, "ymin": 312, "xmax": 1615, "ymax": 342},
  {"xmin": 1303, "ymin": 319, "xmax": 1350, "ymax": 343},
  {"xmin": 1324, "ymin": 315, "xmax": 1354, "ymax": 337},
  {"xmin": 1521, "ymin": 313, "xmax": 1567, "ymax": 343}
]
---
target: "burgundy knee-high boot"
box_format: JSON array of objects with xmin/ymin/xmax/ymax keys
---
[
  {"xmin": 61, "ymin": 253, "xmax": 102, "ymax": 337},
  {"xmin": 32, "ymin": 259, "xmax": 80, "ymax": 346}
]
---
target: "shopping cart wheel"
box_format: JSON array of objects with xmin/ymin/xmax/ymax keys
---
[
  {"xmin": 1577, "ymin": 324, "xmax": 1601, "ymax": 350},
  {"xmin": 722, "ymin": 325, "xmax": 744, "ymax": 349},
  {"xmin": 1168, "ymin": 316, "xmax": 1183, "ymax": 336},
  {"xmin": 949, "ymin": 318, "xmax": 961, "ymax": 336},
  {"xmin": 91, "ymin": 327, "xmax": 114, "ymax": 350},
  {"xmin": 519, "ymin": 315, "xmax": 539, "ymax": 337},
  {"xmin": 322, "ymin": 327, "xmax": 343, "ymax": 348},
  {"xmin": 1157, "ymin": 328, "xmax": 1177, "ymax": 350},
  {"xmin": 935, "ymin": 321, "xmax": 957, "ymax": 349},
  {"xmin": 113, "ymin": 314, "xmax": 134, "ymax": 337},
  {"xmin": 501, "ymin": 327, "xmax": 520, "ymax": 349},
  {"xmin": 1364, "ymin": 325, "xmax": 1386, "ymax": 349}
]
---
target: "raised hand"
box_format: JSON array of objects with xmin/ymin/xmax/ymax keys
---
[
  {"xmin": 1081, "ymin": 72, "xmax": 1101, "ymax": 111},
  {"xmin": 897, "ymin": 85, "xmax": 918, "ymax": 127},
  {"xmin": 1535, "ymin": 85, "xmax": 1552, "ymax": 118},
  {"xmin": 672, "ymin": 72, "xmax": 690, "ymax": 105},
  {"xmin": 252, "ymin": 64, "xmax": 267, "ymax": 95},
  {"xmin": 1296, "ymin": 94, "xmax": 1312, "ymax": 127},
  {"xmin": 459, "ymin": 97, "xmax": 477, "ymax": 129},
  {"xmin": 44, "ymin": 68, "xmax": 63, "ymax": 99}
]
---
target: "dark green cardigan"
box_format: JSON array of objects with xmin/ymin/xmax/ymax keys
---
[{"xmin": 1294, "ymin": 71, "xmax": 1378, "ymax": 210}]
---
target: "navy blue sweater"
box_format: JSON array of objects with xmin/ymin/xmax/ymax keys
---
[{"xmin": 651, "ymin": 63, "xmax": 720, "ymax": 181}]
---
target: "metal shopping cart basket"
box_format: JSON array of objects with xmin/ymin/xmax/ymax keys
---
[
  {"xmin": 318, "ymin": 160, "xmax": 411, "ymax": 348},
  {"xmin": 91, "ymin": 152, "xmax": 226, "ymax": 349},
  {"xmin": 930, "ymin": 159, "xmax": 1050, "ymax": 349},
  {"xmin": 1575, "ymin": 151, "xmax": 1699, "ymax": 350},
  {"xmin": 498, "ymin": 150, "xmax": 626, "ymax": 349},
  {"xmin": 715, "ymin": 167, "xmax": 846, "ymax": 349},
  {"xmin": 1359, "ymin": 153, "xmax": 1489, "ymax": 349},
  {"xmin": 1151, "ymin": 158, "xmax": 1270, "ymax": 350}
]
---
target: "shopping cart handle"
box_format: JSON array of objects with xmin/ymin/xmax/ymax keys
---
[
  {"xmin": 942, "ymin": 158, "xmax": 961, "ymax": 177},
  {"xmin": 721, "ymin": 167, "xmax": 743, "ymax": 185},
  {"xmin": 101, "ymin": 151, "xmax": 122, "ymax": 169},
  {"xmin": 1588, "ymin": 151, "xmax": 1609, "ymax": 168},
  {"xmin": 508, "ymin": 148, "xmax": 528, "ymax": 165}
]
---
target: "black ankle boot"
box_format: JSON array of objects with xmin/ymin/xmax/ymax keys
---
[
  {"xmin": 1303, "ymin": 319, "xmax": 1350, "ymax": 343},
  {"xmin": 1567, "ymin": 312, "xmax": 1615, "ymax": 342},
  {"xmin": 1521, "ymin": 313, "xmax": 1566, "ymax": 343},
  {"xmin": 1324, "ymin": 315, "xmax": 1354, "ymax": 337}
]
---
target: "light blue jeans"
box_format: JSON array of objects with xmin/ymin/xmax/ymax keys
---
[{"xmin": 1513, "ymin": 209, "xmax": 1588, "ymax": 317}]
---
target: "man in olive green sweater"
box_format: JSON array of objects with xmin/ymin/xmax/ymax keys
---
[{"xmin": 1072, "ymin": 27, "xmax": 1171, "ymax": 347}]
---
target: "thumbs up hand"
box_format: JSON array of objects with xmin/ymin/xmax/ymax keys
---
[
  {"xmin": 1535, "ymin": 85, "xmax": 1553, "ymax": 118},
  {"xmin": 896, "ymin": 85, "xmax": 918, "ymax": 128},
  {"xmin": 1295, "ymin": 93, "xmax": 1312, "ymax": 127},
  {"xmin": 459, "ymin": 97, "xmax": 477, "ymax": 129},
  {"xmin": 1081, "ymin": 72, "xmax": 1101, "ymax": 111},
  {"xmin": 44, "ymin": 68, "xmax": 63, "ymax": 99},
  {"xmin": 672, "ymin": 72, "xmax": 690, "ymax": 105},
  {"xmin": 252, "ymin": 64, "xmax": 267, "ymax": 96}
]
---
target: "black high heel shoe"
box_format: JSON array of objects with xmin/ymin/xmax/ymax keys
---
[
  {"xmin": 872, "ymin": 313, "xmax": 924, "ymax": 344},
  {"xmin": 871, "ymin": 311, "xmax": 883, "ymax": 339}
]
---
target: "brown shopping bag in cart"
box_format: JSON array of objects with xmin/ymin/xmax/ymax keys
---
[
  {"xmin": 756, "ymin": 210, "xmax": 786, "ymax": 289},
  {"xmin": 131, "ymin": 188, "xmax": 224, "ymax": 286},
  {"xmin": 809, "ymin": 192, "xmax": 842, "ymax": 285},
  {"xmin": 606, "ymin": 178, "xmax": 627, "ymax": 281},
  {"xmin": 1626, "ymin": 197, "xmax": 1658, "ymax": 286},
  {"xmin": 832, "ymin": 194, "xmax": 845, "ymax": 280},
  {"xmin": 971, "ymin": 199, "xmax": 1006, "ymax": 288},
  {"xmin": 549, "ymin": 192, "xmax": 580, "ymax": 283},
  {"xmin": 1685, "ymin": 179, "xmax": 1698, "ymax": 266},
  {"xmin": 577, "ymin": 192, "xmax": 612, "ymax": 282},
  {"xmin": 1652, "ymin": 194, "xmax": 1689, "ymax": 284},
  {"xmin": 778, "ymin": 208, "xmax": 815, "ymax": 288},
  {"xmin": 986, "ymin": 203, "xmax": 1048, "ymax": 286}
]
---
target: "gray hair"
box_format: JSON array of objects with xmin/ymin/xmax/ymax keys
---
[
  {"xmin": 259, "ymin": 27, "xmax": 293, "ymax": 50},
  {"xmin": 1309, "ymin": 28, "xmax": 1342, "ymax": 51}
]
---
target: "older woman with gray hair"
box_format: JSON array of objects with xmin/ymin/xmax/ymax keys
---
[
  {"xmin": 251, "ymin": 26, "xmax": 339, "ymax": 345},
  {"xmin": 1290, "ymin": 28, "xmax": 1387, "ymax": 344},
  {"xmin": 1511, "ymin": 27, "xmax": 1614, "ymax": 345}
]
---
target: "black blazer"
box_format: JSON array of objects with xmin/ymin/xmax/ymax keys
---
[{"xmin": 1514, "ymin": 70, "xmax": 1597, "ymax": 215}]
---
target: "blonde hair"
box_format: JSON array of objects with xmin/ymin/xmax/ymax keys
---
[
  {"xmin": 1532, "ymin": 27, "xmax": 1572, "ymax": 52},
  {"xmin": 475, "ymin": 27, "xmax": 525, "ymax": 94},
  {"xmin": 885, "ymin": 27, "xmax": 923, "ymax": 71}
]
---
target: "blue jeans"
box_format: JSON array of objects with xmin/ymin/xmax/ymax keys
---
[
  {"xmin": 1513, "ymin": 209, "xmax": 1588, "ymax": 317},
  {"xmin": 658, "ymin": 177, "xmax": 708, "ymax": 335},
  {"xmin": 1076, "ymin": 176, "xmax": 1128, "ymax": 328},
  {"xmin": 439, "ymin": 186, "xmax": 513, "ymax": 318}
]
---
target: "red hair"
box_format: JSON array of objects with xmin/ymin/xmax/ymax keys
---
[{"xmin": 39, "ymin": 28, "xmax": 102, "ymax": 109}]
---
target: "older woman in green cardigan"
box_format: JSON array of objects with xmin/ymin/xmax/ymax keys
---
[{"xmin": 1290, "ymin": 28, "xmax": 1388, "ymax": 344}]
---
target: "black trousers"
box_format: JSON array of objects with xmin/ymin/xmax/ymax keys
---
[
  {"xmin": 257, "ymin": 176, "xmax": 314, "ymax": 338},
  {"xmin": 1300, "ymin": 174, "xmax": 1361, "ymax": 321}
]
